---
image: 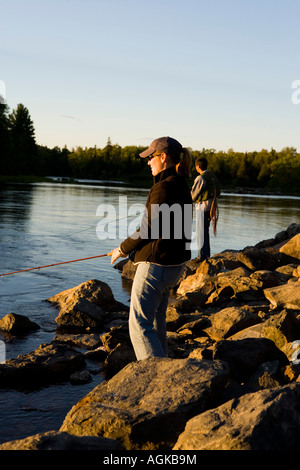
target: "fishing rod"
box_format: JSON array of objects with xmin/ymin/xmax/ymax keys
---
[{"xmin": 0, "ymin": 252, "xmax": 113, "ymax": 277}]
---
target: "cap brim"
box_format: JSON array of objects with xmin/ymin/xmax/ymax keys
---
[{"xmin": 139, "ymin": 147, "xmax": 153, "ymax": 158}]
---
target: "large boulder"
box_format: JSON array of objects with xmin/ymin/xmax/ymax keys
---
[
  {"xmin": 60, "ymin": 357, "xmax": 228, "ymax": 450},
  {"xmin": 229, "ymin": 309, "xmax": 300, "ymax": 350},
  {"xmin": 264, "ymin": 280, "xmax": 300, "ymax": 310},
  {"xmin": 274, "ymin": 264, "xmax": 298, "ymax": 283},
  {"xmin": 250, "ymin": 270, "xmax": 281, "ymax": 288},
  {"xmin": 177, "ymin": 255, "xmax": 245, "ymax": 296},
  {"xmin": 212, "ymin": 337, "xmax": 288, "ymax": 382},
  {"xmin": 257, "ymin": 309, "xmax": 300, "ymax": 349},
  {"xmin": 279, "ymin": 233, "xmax": 300, "ymax": 261},
  {"xmin": 0, "ymin": 430, "xmax": 124, "ymax": 450},
  {"xmin": 203, "ymin": 306, "xmax": 262, "ymax": 341},
  {"xmin": 0, "ymin": 343, "xmax": 85, "ymax": 388},
  {"xmin": 275, "ymin": 223, "xmax": 300, "ymax": 242},
  {"xmin": 172, "ymin": 280, "xmax": 218, "ymax": 313},
  {"xmin": 48, "ymin": 279, "xmax": 128, "ymax": 330},
  {"xmin": 173, "ymin": 383, "xmax": 300, "ymax": 450},
  {"xmin": 173, "ymin": 268, "xmax": 264, "ymax": 313},
  {"xmin": 237, "ymin": 247, "xmax": 281, "ymax": 272}
]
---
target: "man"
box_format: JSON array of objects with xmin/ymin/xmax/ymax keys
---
[
  {"xmin": 191, "ymin": 157, "xmax": 220, "ymax": 261},
  {"xmin": 110, "ymin": 137, "xmax": 193, "ymax": 361}
]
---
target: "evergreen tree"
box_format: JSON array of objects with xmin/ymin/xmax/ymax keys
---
[{"xmin": 9, "ymin": 103, "xmax": 37, "ymax": 174}]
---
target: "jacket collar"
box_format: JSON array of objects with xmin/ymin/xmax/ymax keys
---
[{"xmin": 153, "ymin": 165, "xmax": 177, "ymax": 184}]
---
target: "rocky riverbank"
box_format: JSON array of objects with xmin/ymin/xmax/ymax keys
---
[{"xmin": 0, "ymin": 223, "xmax": 300, "ymax": 450}]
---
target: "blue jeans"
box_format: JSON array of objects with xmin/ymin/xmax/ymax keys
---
[{"xmin": 129, "ymin": 262, "xmax": 185, "ymax": 360}]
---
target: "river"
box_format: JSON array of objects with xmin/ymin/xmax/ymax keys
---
[{"xmin": 0, "ymin": 180, "xmax": 299, "ymax": 444}]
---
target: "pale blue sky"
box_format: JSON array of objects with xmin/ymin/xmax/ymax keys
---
[{"xmin": 1, "ymin": 0, "xmax": 299, "ymax": 152}]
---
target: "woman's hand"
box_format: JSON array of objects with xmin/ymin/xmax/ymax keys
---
[{"xmin": 110, "ymin": 247, "xmax": 127, "ymax": 264}]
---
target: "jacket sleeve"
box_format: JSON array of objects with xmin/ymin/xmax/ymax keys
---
[{"xmin": 191, "ymin": 175, "xmax": 205, "ymax": 202}]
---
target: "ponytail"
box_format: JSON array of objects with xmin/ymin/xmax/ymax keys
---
[{"xmin": 175, "ymin": 147, "xmax": 193, "ymax": 177}]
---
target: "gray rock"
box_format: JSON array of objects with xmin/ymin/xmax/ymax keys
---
[
  {"xmin": 52, "ymin": 333, "xmax": 102, "ymax": 349},
  {"xmin": 60, "ymin": 357, "xmax": 228, "ymax": 450},
  {"xmin": 70, "ymin": 370, "xmax": 92, "ymax": 385},
  {"xmin": 237, "ymin": 247, "xmax": 280, "ymax": 271},
  {"xmin": 48, "ymin": 279, "xmax": 128, "ymax": 330},
  {"xmin": 100, "ymin": 324, "xmax": 136, "ymax": 376},
  {"xmin": 0, "ymin": 430, "xmax": 124, "ymax": 450},
  {"xmin": 174, "ymin": 383, "xmax": 300, "ymax": 450},
  {"xmin": 212, "ymin": 337, "xmax": 288, "ymax": 382},
  {"xmin": 264, "ymin": 280, "xmax": 300, "ymax": 310},
  {"xmin": 0, "ymin": 342, "xmax": 85, "ymax": 388},
  {"xmin": 279, "ymin": 233, "xmax": 300, "ymax": 261},
  {"xmin": 228, "ymin": 309, "xmax": 300, "ymax": 351},
  {"xmin": 204, "ymin": 306, "xmax": 261, "ymax": 341},
  {"xmin": 0, "ymin": 313, "xmax": 40, "ymax": 334}
]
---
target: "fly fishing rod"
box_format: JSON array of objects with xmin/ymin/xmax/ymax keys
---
[{"xmin": 0, "ymin": 252, "xmax": 113, "ymax": 277}]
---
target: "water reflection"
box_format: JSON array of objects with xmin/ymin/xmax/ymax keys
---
[{"xmin": 0, "ymin": 183, "xmax": 35, "ymax": 230}]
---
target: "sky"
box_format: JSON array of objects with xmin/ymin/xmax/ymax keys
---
[{"xmin": 1, "ymin": 0, "xmax": 300, "ymax": 152}]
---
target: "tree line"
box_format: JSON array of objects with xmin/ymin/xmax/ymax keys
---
[{"xmin": 1, "ymin": 101, "xmax": 299, "ymax": 194}]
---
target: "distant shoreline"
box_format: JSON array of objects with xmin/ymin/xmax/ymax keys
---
[{"xmin": 1, "ymin": 174, "xmax": 300, "ymax": 198}]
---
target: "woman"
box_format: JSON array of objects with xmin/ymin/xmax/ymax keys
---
[{"xmin": 111, "ymin": 136, "xmax": 193, "ymax": 360}]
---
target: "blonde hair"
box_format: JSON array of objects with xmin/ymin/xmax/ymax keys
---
[{"xmin": 174, "ymin": 147, "xmax": 193, "ymax": 177}]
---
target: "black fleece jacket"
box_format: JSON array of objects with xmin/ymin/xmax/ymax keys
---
[{"xmin": 120, "ymin": 166, "xmax": 192, "ymax": 265}]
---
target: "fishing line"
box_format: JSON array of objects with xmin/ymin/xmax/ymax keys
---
[
  {"xmin": 0, "ymin": 211, "xmax": 144, "ymax": 278},
  {"xmin": 0, "ymin": 214, "xmax": 141, "ymax": 242},
  {"xmin": 69, "ymin": 213, "xmax": 132, "ymax": 237}
]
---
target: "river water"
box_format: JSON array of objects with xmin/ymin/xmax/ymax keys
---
[{"xmin": 0, "ymin": 181, "xmax": 299, "ymax": 444}]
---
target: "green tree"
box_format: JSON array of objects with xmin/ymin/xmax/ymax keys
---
[{"xmin": 9, "ymin": 103, "xmax": 37, "ymax": 174}]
